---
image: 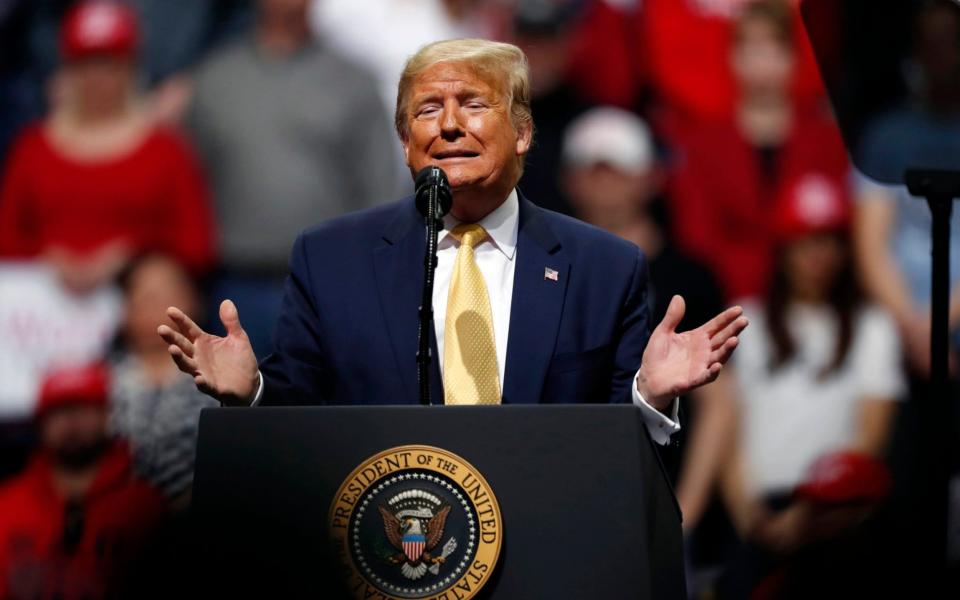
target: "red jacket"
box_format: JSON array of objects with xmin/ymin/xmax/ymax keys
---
[
  {"xmin": 0, "ymin": 441, "xmax": 167, "ymax": 600},
  {"xmin": 667, "ymin": 108, "xmax": 850, "ymax": 300},
  {"xmin": 0, "ymin": 124, "xmax": 217, "ymax": 274}
]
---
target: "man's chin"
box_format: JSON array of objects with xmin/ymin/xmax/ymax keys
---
[
  {"xmin": 50, "ymin": 439, "xmax": 109, "ymax": 471},
  {"xmin": 447, "ymin": 174, "xmax": 486, "ymax": 191}
]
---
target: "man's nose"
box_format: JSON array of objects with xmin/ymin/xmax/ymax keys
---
[{"xmin": 439, "ymin": 103, "xmax": 464, "ymax": 140}]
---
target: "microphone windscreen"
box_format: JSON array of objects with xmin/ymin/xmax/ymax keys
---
[{"xmin": 415, "ymin": 166, "xmax": 453, "ymax": 218}]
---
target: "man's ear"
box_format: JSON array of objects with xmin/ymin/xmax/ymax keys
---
[
  {"xmin": 515, "ymin": 121, "xmax": 533, "ymax": 157},
  {"xmin": 400, "ymin": 134, "xmax": 411, "ymax": 166}
]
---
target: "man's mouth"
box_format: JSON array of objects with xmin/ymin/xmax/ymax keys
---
[{"xmin": 432, "ymin": 149, "xmax": 480, "ymax": 160}]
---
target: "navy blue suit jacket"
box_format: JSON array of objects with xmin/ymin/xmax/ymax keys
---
[{"xmin": 259, "ymin": 193, "xmax": 651, "ymax": 406}]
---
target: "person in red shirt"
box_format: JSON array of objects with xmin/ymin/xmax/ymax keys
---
[
  {"xmin": 641, "ymin": 0, "xmax": 829, "ymax": 124},
  {"xmin": 666, "ymin": 0, "xmax": 849, "ymax": 301},
  {"xmin": 0, "ymin": 362, "xmax": 167, "ymax": 600},
  {"xmin": 0, "ymin": 1, "xmax": 216, "ymax": 294}
]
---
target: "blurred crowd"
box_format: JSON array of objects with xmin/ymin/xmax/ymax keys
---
[{"xmin": 0, "ymin": 0, "xmax": 958, "ymax": 598}]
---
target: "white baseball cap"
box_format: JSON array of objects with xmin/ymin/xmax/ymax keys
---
[{"xmin": 562, "ymin": 106, "xmax": 655, "ymax": 175}]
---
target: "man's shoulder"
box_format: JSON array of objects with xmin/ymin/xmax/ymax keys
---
[
  {"xmin": 531, "ymin": 203, "xmax": 645, "ymax": 266},
  {"xmin": 296, "ymin": 197, "xmax": 413, "ymax": 250}
]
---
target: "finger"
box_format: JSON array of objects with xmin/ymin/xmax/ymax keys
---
[
  {"xmin": 709, "ymin": 336, "xmax": 740, "ymax": 366},
  {"xmin": 194, "ymin": 374, "xmax": 215, "ymax": 397},
  {"xmin": 158, "ymin": 324, "xmax": 195, "ymax": 357},
  {"xmin": 220, "ymin": 299, "xmax": 246, "ymax": 338},
  {"xmin": 707, "ymin": 363, "xmax": 722, "ymax": 382},
  {"xmin": 703, "ymin": 305, "xmax": 745, "ymax": 336},
  {"xmin": 710, "ymin": 316, "xmax": 749, "ymax": 350},
  {"xmin": 690, "ymin": 363, "xmax": 723, "ymax": 389},
  {"xmin": 655, "ymin": 295, "xmax": 686, "ymax": 334},
  {"xmin": 167, "ymin": 306, "xmax": 204, "ymax": 340},
  {"xmin": 169, "ymin": 344, "xmax": 199, "ymax": 375}
]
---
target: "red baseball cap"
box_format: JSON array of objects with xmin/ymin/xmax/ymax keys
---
[
  {"xmin": 773, "ymin": 172, "xmax": 851, "ymax": 242},
  {"xmin": 36, "ymin": 363, "xmax": 110, "ymax": 419},
  {"xmin": 60, "ymin": 1, "xmax": 139, "ymax": 61},
  {"xmin": 794, "ymin": 450, "xmax": 893, "ymax": 505}
]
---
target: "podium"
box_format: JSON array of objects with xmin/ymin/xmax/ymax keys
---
[{"xmin": 193, "ymin": 405, "xmax": 685, "ymax": 599}]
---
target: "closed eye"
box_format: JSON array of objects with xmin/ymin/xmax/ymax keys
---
[
  {"xmin": 416, "ymin": 104, "xmax": 442, "ymax": 117},
  {"xmin": 464, "ymin": 100, "xmax": 488, "ymax": 110}
]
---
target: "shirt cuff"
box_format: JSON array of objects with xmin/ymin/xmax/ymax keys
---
[
  {"xmin": 250, "ymin": 371, "xmax": 264, "ymax": 406},
  {"xmin": 632, "ymin": 369, "xmax": 681, "ymax": 445}
]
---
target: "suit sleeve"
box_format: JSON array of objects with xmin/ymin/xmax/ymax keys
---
[
  {"xmin": 257, "ymin": 233, "xmax": 335, "ymax": 405},
  {"xmin": 608, "ymin": 247, "xmax": 652, "ymax": 405}
]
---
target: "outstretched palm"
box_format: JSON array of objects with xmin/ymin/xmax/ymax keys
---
[
  {"xmin": 637, "ymin": 296, "xmax": 748, "ymax": 410},
  {"xmin": 158, "ymin": 300, "xmax": 259, "ymax": 405}
]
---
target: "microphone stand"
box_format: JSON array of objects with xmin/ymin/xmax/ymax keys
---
[
  {"xmin": 905, "ymin": 168, "xmax": 959, "ymax": 570},
  {"xmin": 417, "ymin": 184, "xmax": 441, "ymax": 406}
]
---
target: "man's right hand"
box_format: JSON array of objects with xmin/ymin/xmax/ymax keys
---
[{"xmin": 158, "ymin": 299, "xmax": 260, "ymax": 405}]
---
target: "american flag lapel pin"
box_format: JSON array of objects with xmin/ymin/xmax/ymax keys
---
[{"xmin": 544, "ymin": 267, "xmax": 559, "ymax": 282}]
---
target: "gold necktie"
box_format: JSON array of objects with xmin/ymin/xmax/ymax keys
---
[{"xmin": 443, "ymin": 224, "xmax": 501, "ymax": 405}]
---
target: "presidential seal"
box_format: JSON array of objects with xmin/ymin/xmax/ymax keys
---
[{"xmin": 329, "ymin": 445, "xmax": 502, "ymax": 600}]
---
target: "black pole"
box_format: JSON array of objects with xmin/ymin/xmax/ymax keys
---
[
  {"xmin": 905, "ymin": 169, "xmax": 957, "ymax": 575},
  {"xmin": 926, "ymin": 192, "xmax": 952, "ymax": 576},
  {"xmin": 929, "ymin": 193, "xmax": 953, "ymax": 396},
  {"xmin": 417, "ymin": 184, "xmax": 440, "ymax": 406}
]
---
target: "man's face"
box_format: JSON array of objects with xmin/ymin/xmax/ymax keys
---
[
  {"xmin": 564, "ymin": 162, "xmax": 653, "ymax": 217},
  {"xmin": 401, "ymin": 62, "xmax": 532, "ymax": 198},
  {"xmin": 40, "ymin": 405, "xmax": 108, "ymax": 470},
  {"xmin": 784, "ymin": 233, "xmax": 846, "ymax": 299},
  {"xmin": 731, "ymin": 19, "xmax": 794, "ymax": 98},
  {"xmin": 258, "ymin": 0, "xmax": 308, "ymax": 21},
  {"xmin": 67, "ymin": 56, "xmax": 134, "ymax": 114}
]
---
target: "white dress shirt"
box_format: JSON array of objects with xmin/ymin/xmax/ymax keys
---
[{"xmin": 253, "ymin": 189, "xmax": 680, "ymax": 444}]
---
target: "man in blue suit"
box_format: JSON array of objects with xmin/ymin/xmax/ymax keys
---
[{"xmin": 159, "ymin": 39, "xmax": 747, "ymax": 446}]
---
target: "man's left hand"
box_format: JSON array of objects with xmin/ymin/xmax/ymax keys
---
[{"xmin": 636, "ymin": 295, "xmax": 748, "ymax": 411}]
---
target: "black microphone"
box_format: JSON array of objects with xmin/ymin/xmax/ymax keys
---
[{"xmin": 414, "ymin": 166, "xmax": 453, "ymax": 220}]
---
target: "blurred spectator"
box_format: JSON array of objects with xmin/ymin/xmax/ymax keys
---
[
  {"xmin": 0, "ymin": 258, "xmax": 122, "ymax": 482},
  {"xmin": 12, "ymin": 0, "xmax": 253, "ymax": 126},
  {"xmin": 309, "ymin": 0, "xmax": 501, "ymax": 124},
  {"xmin": 509, "ymin": 0, "xmax": 594, "ymax": 215},
  {"xmin": 24, "ymin": 0, "xmax": 226, "ymax": 84},
  {"xmin": 108, "ymin": 255, "xmax": 218, "ymax": 509},
  {"xmin": 560, "ymin": 107, "xmax": 736, "ymax": 591},
  {"xmin": 187, "ymin": 0, "xmax": 399, "ymax": 358},
  {"xmin": 720, "ymin": 176, "xmax": 904, "ymax": 597},
  {"xmin": 667, "ymin": 0, "xmax": 848, "ymax": 301},
  {"xmin": 853, "ymin": 0, "xmax": 960, "ymax": 378},
  {"xmin": 0, "ymin": 1, "xmax": 217, "ymax": 295},
  {"xmin": 562, "ymin": 107, "xmax": 726, "ymax": 365},
  {"xmin": 0, "ymin": 363, "xmax": 167, "ymax": 599},
  {"xmin": 641, "ymin": 0, "xmax": 826, "ymax": 124}
]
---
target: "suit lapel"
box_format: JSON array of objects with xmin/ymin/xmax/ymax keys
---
[
  {"xmin": 373, "ymin": 198, "xmax": 444, "ymax": 405},
  {"xmin": 502, "ymin": 196, "xmax": 569, "ymax": 404}
]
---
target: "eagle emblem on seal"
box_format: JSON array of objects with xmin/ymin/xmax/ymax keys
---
[{"xmin": 378, "ymin": 489, "xmax": 457, "ymax": 580}]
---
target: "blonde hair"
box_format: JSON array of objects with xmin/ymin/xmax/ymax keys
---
[{"xmin": 394, "ymin": 38, "xmax": 533, "ymax": 140}]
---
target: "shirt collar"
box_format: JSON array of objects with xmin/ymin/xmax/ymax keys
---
[{"xmin": 438, "ymin": 189, "xmax": 519, "ymax": 261}]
